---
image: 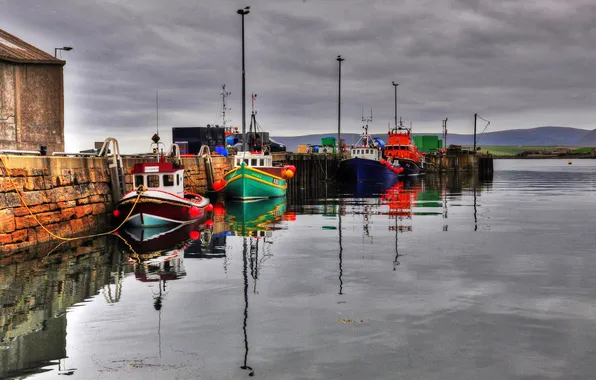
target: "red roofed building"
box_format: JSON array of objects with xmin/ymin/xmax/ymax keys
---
[{"xmin": 0, "ymin": 28, "xmax": 66, "ymax": 154}]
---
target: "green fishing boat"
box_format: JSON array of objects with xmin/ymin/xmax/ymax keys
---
[{"xmin": 223, "ymin": 152, "xmax": 288, "ymax": 199}]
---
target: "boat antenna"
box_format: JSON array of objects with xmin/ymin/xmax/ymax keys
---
[
  {"xmin": 151, "ymin": 90, "xmax": 161, "ymax": 146},
  {"xmin": 361, "ymin": 106, "xmax": 372, "ymax": 146},
  {"xmin": 221, "ymin": 84, "xmax": 231, "ymax": 131}
]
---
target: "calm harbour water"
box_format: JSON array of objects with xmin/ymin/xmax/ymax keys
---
[{"xmin": 2, "ymin": 159, "xmax": 596, "ymax": 380}]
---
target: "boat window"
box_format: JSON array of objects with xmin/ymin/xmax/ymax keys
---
[
  {"xmin": 147, "ymin": 175, "xmax": 160, "ymax": 188},
  {"xmin": 251, "ymin": 159, "xmax": 258, "ymax": 166},
  {"xmin": 177, "ymin": 174, "xmax": 180, "ymax": 186},
  {"xmin": 163, "ymin": 174, "xmax": 174, "ymax": 187},
  {"xmin": 259, "ymin": 159, "xmax": 264, "ymax": 166},
  {"xmin": 243, "ymin": 159, "xmax": 249, "ymax": 165},
  {"xmin": 135, "ymin": 175, "xmax": 144, "ymax": 187}
]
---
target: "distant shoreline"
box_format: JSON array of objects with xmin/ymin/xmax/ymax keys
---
[{"xmin": 492, "ymin": 155, "xmax": 595, "ymax": 159}]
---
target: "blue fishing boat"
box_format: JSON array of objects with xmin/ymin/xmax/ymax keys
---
[{"xmin": 337, "ymin": 124, "xmax": 404, "ymax": 184}]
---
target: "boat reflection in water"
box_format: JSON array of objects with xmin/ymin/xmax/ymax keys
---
[
  {"xmin": 116, "ymin": 218, "xmax": 218, "ymax": 358},
  {"xmin": 215, "ymin": 196, "xmax": 293, "ymax": 377}
]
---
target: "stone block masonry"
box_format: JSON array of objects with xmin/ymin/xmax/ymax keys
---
[
  {"xmin": 0, "ymin": 156, "xmax": 112, "ymax": 253},
  {"xmin": 0, "ymin": 155, "xmax": 232, "ymax": 255}
]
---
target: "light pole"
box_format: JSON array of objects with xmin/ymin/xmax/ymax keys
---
[
  {"xmin": 237, "ymin": 6, "xmax": 250, "ymax": 152},
  {"xmin": 391, "ymin": 81, "xmax": 399, "ymax": 129},
  {"xmin": 336, "ymin": 55, "xmax": 344, "ymax": 152},
  {"xmin": 54, "ymin": 46, "xmax": 73, "ymax": 58}
]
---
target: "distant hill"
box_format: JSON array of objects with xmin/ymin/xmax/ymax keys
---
[
  {"xmin": 579, "ymin": 129, "xmax": 596, "ymax": 146},
  {"xmin": 272, "ymin": 127, "xmax": 596, "ymax": 152}
]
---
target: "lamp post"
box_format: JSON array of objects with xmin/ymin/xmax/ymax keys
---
[
  {"xmin": 54, "ymin": 46, "xmax": 73, "ymax": 58},
  {"xmin": 336, "ymin": 55, "xmax": 344, "ymax": 152},
  {"xmin": 237, "ymin": 6, "xmax": 250, "ymax": 152},
  {"xmin": 391, "ymin": 81, "xmax": 399, "ymax": 129}
]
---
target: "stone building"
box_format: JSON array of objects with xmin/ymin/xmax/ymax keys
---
[{"xmin": 0, "ymin": 28, "xmax": 66, "ymax": 154}]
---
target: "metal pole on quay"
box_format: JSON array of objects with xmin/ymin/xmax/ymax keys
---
[
  {"xmin": 392, "ymin": 81, "xmax": 399, "ymax": 129},
  {"xmin": 237, "ymin": 6, "xmax": 250, "ymax": 153},
  {"xmin": 337, "ymin": 55, "xmax": 344, "ymax": 154}
]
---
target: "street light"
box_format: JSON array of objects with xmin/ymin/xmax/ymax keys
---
[
  {"xmin": 336, "ymin": 55, "xmax": 344, "ymax": 152},
  {"xmin": 237, "ymin": 6, "xmax": 250, "ymax": 152},
  {"xmin": 392, "ymin": 81, "xmax": 399, "ymax": 129},
  {"xmin": 54, "ymin": 46, "xmax": 73, "ymax": 58}
]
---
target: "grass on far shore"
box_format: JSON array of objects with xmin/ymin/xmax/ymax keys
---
[{"xmin": 475, "ymin": 146, "xmax": 593, "ymax": 156}]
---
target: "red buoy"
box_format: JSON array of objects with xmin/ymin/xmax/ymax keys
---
[
  {"xmin": 189, "ymin": 231, "xmax": 200, "ymax": 240},
  {"xmin": 189, "ymin": 206, "xmax": 201, "ymax": 217},
  {"xmin": 113, "ymin": 209, "xmax": 120, "ymax": 218},
  {"xmin": 205, "ymin": 219, "xmax": 214, "ymax": 227},
  {"xmin": 206, "ymin": 203, "xmax": 214, "ymax": 212},
  {"xmin": 213, "ymin": 202, "xmax": 225, "ymax": 216}
]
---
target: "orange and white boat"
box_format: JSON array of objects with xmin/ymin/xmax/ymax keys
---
[{"xmin": 383, "ymin": 118, "xmax": 426, "ymax": 176}]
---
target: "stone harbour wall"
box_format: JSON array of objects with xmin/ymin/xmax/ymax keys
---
[
  {"xmin": 0, "ymin": 156, "xmax": 112, "ymax": 253},
  {"xmin": 0, "ymin": 155, "xmax": 232, "ymax": 254}
]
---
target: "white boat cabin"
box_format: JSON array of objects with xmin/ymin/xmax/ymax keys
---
[
  {"xmin": 132, "ymin": 163, "xmax": 185, "ymax": 197},
  {"xmin": 350, "ymin": 146, "xmax": 381, "ymax": 161},
  {"xmin": 233, "ymin": 151, "xmax": 273, "ymax": 168}
]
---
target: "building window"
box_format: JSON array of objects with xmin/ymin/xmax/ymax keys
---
[
  {"xmin": 135, "ymin": 175, "xmax": 144, "ymax": 187},
  {"xmin": 147, "ymin": 175, "xmax": 160, "ymax": 188},
  {"xmin": 163, "ymin": 174, "xmax": 174, "ymax": 187}
]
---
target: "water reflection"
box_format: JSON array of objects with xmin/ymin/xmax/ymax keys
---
[
  {"xmin": 0, "ymin": 237, "xmax": 123, "ymax": 378},
  {"xmin": 0, "ymin": 171, "xmax": 505, "ymax": 379}
]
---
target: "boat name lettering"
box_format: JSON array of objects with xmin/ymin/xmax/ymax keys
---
[{"xmin": 144, "ymin": 166, "xmax": 160, "ymax": 173}]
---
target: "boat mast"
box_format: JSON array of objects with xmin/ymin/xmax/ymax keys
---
[
  {"xmin": 221, "ymin": 84, "xmax": 231, "ymax": 132},
  {"xmin": 361, "ymin": 106, "xmax": 372, "ymax": 147}
]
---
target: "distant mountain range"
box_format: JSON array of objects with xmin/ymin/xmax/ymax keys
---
[{"xmin": 272, "ymin": 126, "xmax": 596, "ymax": 152}]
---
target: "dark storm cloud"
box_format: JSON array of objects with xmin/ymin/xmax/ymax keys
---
[{"xmin": 2, "ymin": 0, "xmax": 595, "ymax": 151}]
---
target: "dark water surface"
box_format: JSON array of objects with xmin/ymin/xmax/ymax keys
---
[{"xmin": 2, "ymin": 159, "xmax": 596, "ymax": 379}]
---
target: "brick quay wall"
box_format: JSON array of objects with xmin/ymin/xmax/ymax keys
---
[{"xmin": 0, "ymin": 155, "xmax": 231, "ymax": 254}]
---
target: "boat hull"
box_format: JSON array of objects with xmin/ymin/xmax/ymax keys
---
[
  {"xmin": 223, "ymin": 164, "xmax": 287, "ymax": 200},
  {"xmin": 393, "ymin": 158, "xmax": 425, "ymax": 176},
  {"xmin": 115, "ymin": 190, "xmax": 210, "ymax": 228},
  {"xmin": 337, "ymin": 157, "xmax": 401, "ymax": 185}
]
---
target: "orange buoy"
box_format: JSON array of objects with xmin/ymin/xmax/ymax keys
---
[{"xmin": 285, "ymin": 169, "xmax": 294, "ymax": 179}]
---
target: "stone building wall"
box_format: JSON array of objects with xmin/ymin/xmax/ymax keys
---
[{"xmin": 0, "ymin": 62, "xmax": 64, "ymax": 154}]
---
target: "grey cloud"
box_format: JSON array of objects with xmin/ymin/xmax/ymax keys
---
[{"xmin": 2, "ymin": 0, "xmax": 595, "ymax": 151}]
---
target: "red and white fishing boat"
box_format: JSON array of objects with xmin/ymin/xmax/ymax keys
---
[{"xmin": 113, "ymin": 143, "xmax": 212, "ymax": 228}]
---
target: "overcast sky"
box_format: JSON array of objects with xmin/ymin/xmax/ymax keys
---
[{"xmin": 3, "ymin": 0, "xmax": 595, "ymax": 152}]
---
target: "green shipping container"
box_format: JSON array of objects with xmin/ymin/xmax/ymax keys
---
[{"xmin": 321, "ymin": 137, "xmax": 336, "ymax": 146}]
